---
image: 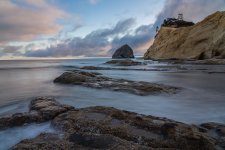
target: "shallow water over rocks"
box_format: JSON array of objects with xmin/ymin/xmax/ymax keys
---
[{"xmin": 0, "ymin": 58, "xmax": 225, "ymax": 124}]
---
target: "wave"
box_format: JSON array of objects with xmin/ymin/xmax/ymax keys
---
[
  {"xmin": 0, "ymin": 65, "xmax": 80, "ymax": 70},
  {"xmin": 0, "ymin": 66, "xmax": 59, "ymax": 70}
]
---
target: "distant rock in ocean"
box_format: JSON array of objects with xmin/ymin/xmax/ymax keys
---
[
  {"xmin": 144, "ymin": 11, "xmax": 225, "ymax": 60},
  {"xmin": 112, "ymin": 44, "xmax": 134, "ymax": 59}
]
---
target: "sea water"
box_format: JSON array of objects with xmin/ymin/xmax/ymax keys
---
[{"xmin": 0, "ymin": 58, "xmax": 225, "ymax": 149}]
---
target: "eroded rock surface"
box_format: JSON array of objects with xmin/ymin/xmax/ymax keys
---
[
  {"xmin": 201, "ymin": 122, "xmax": 225, "ymax": 149},
  {"xmin": 105, "ymin": 59, "xmax": 144, "ymax": 66},
  {"xmin": 12, "ymin": 133, "xmax": 75, "ymax": 150},
  {"xmin": 0, "ymin": 97, "xmax": 223, "ymax": 149},
  {"xmin": 12, "ymin": 132, "xmax": 148, "ymax": 150},
  {"xmin": 51, "ymin": 106, "xmax": 218, "ymax": 150},
  {"xmin": 54, "ymin": 70, "xmax": 179, "ymax": 96},
  {"xmin": 0, "ymin": 97, "xmax": 73, "ymax": 129},
  {"xmin": 12, "ymin": 103, "xmax": 225, "ymax": 150}
]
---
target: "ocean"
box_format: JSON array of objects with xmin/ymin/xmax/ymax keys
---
[{"xmin": 0, "ymin": 58, "xmax": 225, "ymax": 149}]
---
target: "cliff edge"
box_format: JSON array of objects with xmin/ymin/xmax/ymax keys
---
[{"xmin": 144, "ymin": 11, "xmax": 225, "ymax": 60}]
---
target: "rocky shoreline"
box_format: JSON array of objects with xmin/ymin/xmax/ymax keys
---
[
  {"xmin": 0, "ymin": 97, "xmax": 73, "ymax": 130},
  {"xmin": 63, "ymin": 58, "xmax": 225, "ymax": 74},
  {"xmin": 0, "ymin": 97, "xmax": 224, "ymax": 149},
  {"xmin": 152, "ymin": 58, "xmax": 225, "ymax": 65},
  {"xmin": 1, "ymin": 60, "xmax": 224, "ymax": 149}
]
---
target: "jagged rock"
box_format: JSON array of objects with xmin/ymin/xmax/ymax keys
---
[
  {"xmin": 0, "ymin": 97, "xmax": 73, "ymax": 129},
  {"xmin": 112, "ymin": 44, "xmax": 135, "ymax": 59},
  {"xmin": 144, "ymin": 11, "xmax": 225, "ymax": 60},
  {"xmin": 105, "ymin": 59, "xmax": 143, "ymax": 66},
  {"xmin": 54, "ymin": 71, "xmax": 179, "ymax": 96}
]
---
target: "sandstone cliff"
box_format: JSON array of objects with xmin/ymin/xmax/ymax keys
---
[{"xmin": 144, "ymin": 11, "xmax": 225, "ymax": 60}]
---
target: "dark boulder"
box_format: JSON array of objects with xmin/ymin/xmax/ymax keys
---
[{"xmin": 112, "ymin": 44, "xmax": 134, "ymax": 59}]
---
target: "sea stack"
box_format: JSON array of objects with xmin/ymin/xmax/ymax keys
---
[
  {"xmin": 112, "ymin": 44, "xmax": 135, "ymax": 59},
  {"xmin": 144, "ymin": 11, "xmax": 225, "ymax": 60}
]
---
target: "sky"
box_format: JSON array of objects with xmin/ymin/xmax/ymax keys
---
[{"xmin": 0, "ymin": 0, "xmax": 225, "ymax": 59}]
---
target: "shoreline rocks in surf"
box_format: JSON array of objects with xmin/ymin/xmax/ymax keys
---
[
  {"xmin": 0, "ymin": 97, "xmax": 223, "ymax": 149},
  {"xmin": 53, "ymin": 70, "xmax": 180, "ymax": 96}
]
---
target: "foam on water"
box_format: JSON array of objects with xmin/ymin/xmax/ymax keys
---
[
  {"xmin": 0, "ymin": 101, "xmax": 29, "ymax": 117},
  {"xmin": 0, "ymin": 122, "xmax": 55, "ymax": 150},
  {"xmin": 0, "ymin": 58, "xmax": 225, "ymax": 149},
  {"xmin": 0, "ymin": 58, "xmax": 225, "ymax": 124}
]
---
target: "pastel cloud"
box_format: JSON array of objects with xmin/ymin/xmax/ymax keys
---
[
  {"xmin": 25, "ymin": 18, "xmax": 137, "ymax": 57},
  {"xmin": 1, "ymin": 0, "xmax": 225, "ymax": 58},
  {"xmin": 0, "ymin": 0, "xmax": 67, "ymax": 43},
  {"xmin": 25, "ymin": 0, "xmax": 225, "ymax": 58}
]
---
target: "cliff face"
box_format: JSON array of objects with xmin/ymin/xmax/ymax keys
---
[{"xmin": 144, "ymin": 11, "xmax": 225, "ymax": 60}]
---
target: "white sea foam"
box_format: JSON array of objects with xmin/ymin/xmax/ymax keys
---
[{"xmin": 0, "ymin": 122, "xmax": 55, "ymax": 150}]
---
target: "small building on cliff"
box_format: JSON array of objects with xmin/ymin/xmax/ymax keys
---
[{"xmin": 162, "ymin": 14, "xmax": 194, "ymax": 28}]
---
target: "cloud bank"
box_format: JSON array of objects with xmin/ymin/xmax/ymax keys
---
[
  {"xmin": 0, "ymin": 0, "xmax": 67, "ymax": 43},
  {"xmin": 154, "ymin": 0, "xmax": 225, "ymax": 26},
  {"xmin": 25, "ymin": 18, "xmax": 141, "ymax": 57},
  {"xmin": 1, "ymin": 0, "xmax": 225, "ymax": 58},
  {"xmin": 26, "ymin": 0, "xmax": 225, "ymax": 58}
]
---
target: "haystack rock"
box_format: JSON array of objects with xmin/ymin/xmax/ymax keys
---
[
  {"xmin": 144, "ymin": 11, "xmax": 225, "ymax": 60},
  {"xmin": 112, "ymin": 44, "xmax": 135, "ymax": 59}
]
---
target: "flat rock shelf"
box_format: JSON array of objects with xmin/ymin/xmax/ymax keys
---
[
  {"xmin": 0, "ymin": 97, "xmax": 223, "ymax": 149},
  {"xmin": 54, "ymin": 70, "xmax": 180, "ymax": 96}
]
